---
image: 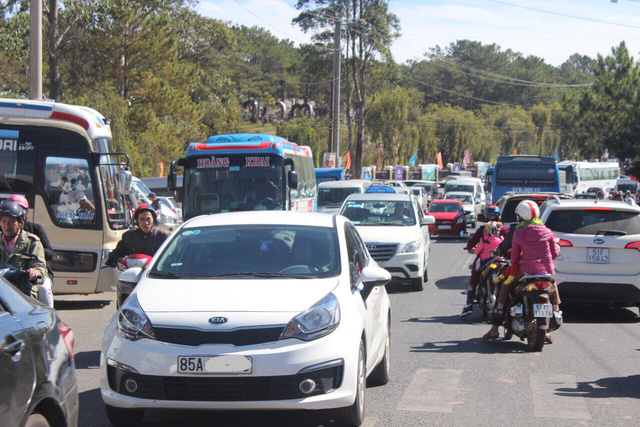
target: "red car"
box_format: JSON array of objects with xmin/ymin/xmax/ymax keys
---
[{"xmin": 427, "ymin": 199, "xmax": 467, "ymax": 238}]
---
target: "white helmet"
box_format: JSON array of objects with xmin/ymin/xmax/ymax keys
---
[{"xmin": 515, "ymin": 200, "xmax": 540, "ymax": 221}]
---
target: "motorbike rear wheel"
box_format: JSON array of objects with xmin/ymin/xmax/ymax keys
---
[{"xmin": 526, "ymin": 324, "xmax": 546, "ymax": 352}]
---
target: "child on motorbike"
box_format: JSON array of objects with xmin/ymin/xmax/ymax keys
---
[
  {"xmin": 461, "ymin": 206, "xmax": 506, "ymax": 315},
  {"xmin": 461, "ymin": 221, "xmax": 504, "ymax": 317},
  {"xmin": 483, "ymin": 200, "xmax": 560, "ymax": 341}
]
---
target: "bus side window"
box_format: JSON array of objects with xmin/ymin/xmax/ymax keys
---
[{"xmin": 44, "ymin": 157, "xmax": 97, "ymax": 228}]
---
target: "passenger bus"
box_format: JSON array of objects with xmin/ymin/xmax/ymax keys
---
[
  {"xmin": 169, "ymin": 133, "xmax": 316, "ymax": 220},
  {"xmin": 491, "ymin": 155, "xmax": 560, "ymax": 203},
  {"xmin": 558, "ymin": 161, "xmax": 620, "ymax": 196},
  {"xmin": 0, "ymin": 99, "xmax": 132, "ymax": 294}
]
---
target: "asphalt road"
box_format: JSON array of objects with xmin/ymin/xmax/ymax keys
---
[{"xmin": 55, "ymin": 236, "xmax": 640, "ymax": 426}]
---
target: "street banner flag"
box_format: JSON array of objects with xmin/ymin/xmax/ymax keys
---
[
  {"xmin": 344, "ymin": 152, "xmax": 351, "ymax": 170},
  {"xmin": 377, "ymin": 145, "xmax": 382, "ymax": 169},
  {"xmin": 463, "ymin": 149, "xmax": 471, "ymax": 165},
  {"xmin": 409, "ymin": 150, "xmax": 418, "ymax": 167},
  {"xmin": 513, "ymin": 148, "xmax": 518, "ymax": 155},
  {"xmin": 554, "ymin": 148, "xmax": 559, "ymax": 161},
  {"xmin": 436, "ymin": 152, "xmax": 443, "ymax": 169}
]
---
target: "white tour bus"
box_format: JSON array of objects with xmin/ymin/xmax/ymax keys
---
[
  {"xmin": 558, "ymin": 161, "xmax": 620, "ymax": 195},
  {"xmin": 0, "ymin": 99, "xmax": 132, "ymax": 294}
]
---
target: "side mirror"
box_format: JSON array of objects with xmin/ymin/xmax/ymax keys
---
[
  {"xmin": 168, "ymin": 158, "xmax": 184, "ymax": 192},
  {"xmin": 360, "ymin": 264, "xmax": 391, "ymax": 300},
  {"xmin": 288, "ymin": 170, "xmax": 298, "ymax": 189},
  {"xmin": 117, "ymin": 170, "xmax": 132, "ymax": 195},
  {"xmin": 421, "ymin": 215, "xmax": 435, "ymax": 225},
  {"xmin": 118, "ymin": 267, "xmax": 144, "ymax": 285}
]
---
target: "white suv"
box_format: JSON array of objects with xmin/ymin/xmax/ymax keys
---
[
  {"xmin": 540, "ymin": 197, "xmax": 640, "ymax": 312},
  {"xmin": 340, "ymin": 192, "xmax": 435, "ymax": 291}
]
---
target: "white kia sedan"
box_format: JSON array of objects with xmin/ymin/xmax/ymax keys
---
[{"xmin": 100, "ymin": 211, "xmax": 391, "ymax": 426}]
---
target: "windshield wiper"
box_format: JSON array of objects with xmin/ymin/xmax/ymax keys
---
[
  {"xmin": 148, "ymin": 271, "xmax": 189, "ymax": 279},
  {"xmin": 206, "ymin": 272, "xmax": 296, "ymax": 278}
]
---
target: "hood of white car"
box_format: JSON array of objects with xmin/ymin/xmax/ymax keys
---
[
  {"xmin": 136, "ymin": 277, "xmax": 339, "ymax": 313},
  {"xmin": 354, "ymin": 225, "xmax": 419, "ymax": 244}
]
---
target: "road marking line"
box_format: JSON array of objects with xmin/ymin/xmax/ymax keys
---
[
  {"xmin": 531, "ymin": 373, "xmax": 592, "ymax": 419},
  {"xmin": 397, "ymin": 368, "xmax": 462, "ymax": 413}
]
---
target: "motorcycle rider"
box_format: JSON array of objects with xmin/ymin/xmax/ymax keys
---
[
  {"xmin": 7, "ymin": 194, "xmax": 55, "ymax": 307},
  {"xmin": 0, "ymin": 201, "xmax": 48, "ymax": 298},
  {"xmin": 461, "ymin": 220, "xmax": 504, "ymax": 318},
  {"xmin": 483, "ymin": 200, "xmax": 560, "ymax": 342},
  {"xmin": 105, "ymin": 204, "xmax": 169, "ymax": 267},
  {"xmin": 462, "ymin": 205, "xmax": 507, "ymax": 295}
]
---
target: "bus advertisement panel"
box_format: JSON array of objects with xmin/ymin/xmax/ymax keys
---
[
  {"xmin": 0, "ymin": 99, "xmax": 131, "ymax": 294},
  {"xmin": 491, "ymin": 155, "xmax": 560, "ymax": 203},
  {"xmin": 169, "ymin": 134, "xmax": 316, "ymax": 220}
]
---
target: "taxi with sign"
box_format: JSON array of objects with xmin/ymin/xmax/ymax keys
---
[
  {"xmin": 340, "ymin": 186, "xmax": 435, "ymax": 291},
  {"xmin": 100, "ymin": 211, "xmax": 391, "ymax": 426},
  {"xmin": 540, "ymin": 196, "xmax": 640, "ymax": 311}
]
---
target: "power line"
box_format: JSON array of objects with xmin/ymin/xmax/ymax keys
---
[{"xmin": 486, "ymin": 0, "xmax": 640, "ymax": 30}]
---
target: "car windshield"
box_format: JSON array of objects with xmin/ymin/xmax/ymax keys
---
[
  {"xmin": 428, "ymin": 203, "xmax": 461, "ymax": 213},
  {"xmin": 446, "ymin": 194, "xmax": 472, "ymax": 203},
  {"xmin": 318, "ymin": 187, "xmax": 362, "ymax": 207},
  {"xmin": 151, "ymin": 225, "xmax": 340, "ymax": 278},
  {"xmin": 446, "ymin": 184, "xmax": 474, "ymax": 193},
  {"xmin": 340, "ymin": 200, "xmax": 416, "ymax": 226},
  {"xmin": 545, "ymin": 209, "xmax": 640, "ymax": 235}
]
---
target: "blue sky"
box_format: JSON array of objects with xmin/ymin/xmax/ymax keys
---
[{"xmin": 199, "ymin": 0, "xmax": 640, "ymax": 66}]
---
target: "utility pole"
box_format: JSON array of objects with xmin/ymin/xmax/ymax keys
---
[
  {"xmin": 331, "ymin": 20, "xmax": 341, "ymax": 160},
  {"xmin": 29, "ymin": 0, "xmax": 43, "ymax": 100}
]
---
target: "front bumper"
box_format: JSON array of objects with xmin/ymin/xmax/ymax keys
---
[
  {"xmin": 375, "ymin": 251, "xmax": 425, "ymax": 280},
  {"xmin": 100, "ymin": 319, "xmax": 361, "ymax": 411}
]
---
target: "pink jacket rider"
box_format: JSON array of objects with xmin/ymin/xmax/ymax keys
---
[{"xmin": 511, "ymin": 224, "xmax": 558, "ymax": 275}]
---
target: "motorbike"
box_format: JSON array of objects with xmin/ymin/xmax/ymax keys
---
[
  {"xmin": 500, "ymin": 273, "xmax": 562, "ymax": 351},
  {"xmin": 114, "ymin": 254, "xmax": 152, "ymax": 308},
  {"xmin": 475, "ymin": 252, "xmax": 509, "ymax": 317},
  {"xmin": 0, "ymin": 254, "xmax": 39, "ymax": 298}
]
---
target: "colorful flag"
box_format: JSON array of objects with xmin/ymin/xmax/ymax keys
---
[
  {"xmin": 513, "ymin": 148, "xmax": 518, "ymax": 155},
  {"xmin": 409, "ymin": 150, "xmax": 418, "ymax": 167},
  {"xmin": 344, "ymin": 152, "xmax": 351, "ymax": 170},
  {"xmin": 554, "ymin": 148, "xmax": 559, "ymax": 161},
  {"xmin": 436, "ymin": 152, "xmax": 443, "ymax": 169},
  {"xmin": 463, "ymin": 149, "xmax": 471, "ymax": 165}
]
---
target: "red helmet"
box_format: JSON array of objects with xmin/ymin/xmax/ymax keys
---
[
  {"xmin": 7, "ymin": 194, "xmax": 29, "ymax": 210},
  {"xmin": 134, "ymin": 204, "xmax": 157, "ymax": 223}
]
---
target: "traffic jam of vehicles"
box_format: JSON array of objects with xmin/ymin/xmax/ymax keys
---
[{"xmin": 2, "ymin": 99, "xmax": 640, "ymax": 426}]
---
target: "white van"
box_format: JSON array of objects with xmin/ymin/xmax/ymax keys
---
[
  {"xmin": 317, "ymin": 180, "xmax": 371, "ymax": 213},
  {"xmin": 443, "ymin": 178, "xmax": 486, "ymax": 210}
]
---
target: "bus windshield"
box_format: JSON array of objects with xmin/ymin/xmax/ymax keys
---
[
  {"xmin": 495, "ymin": 164, "xmax": 559, "ymax": 186},
  {"xmin": 183, "ymin": 154, "xmax": 285, "ymax": 218}
]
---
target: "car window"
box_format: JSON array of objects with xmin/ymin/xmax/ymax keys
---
[
  {"xmin": 341, "ymin": 200, "xmax": 416, "ymax": 226},
  {"xmin": 344, "ymin": 224, "xmax": 366, "ymax": 287},
  {"xmin": 545, "ymin": 209, "xmax": 640, "ymax": 235},
  {"xmin": 151, "ymin": 224, "xmax": 340, "ymax": 278},
  {"xmin": 429, "ymin": 202, "xmax": 460, "ymax": 213}
]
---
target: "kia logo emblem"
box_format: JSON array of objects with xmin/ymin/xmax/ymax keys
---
[
  {"xmin": 209, "ymin": 317, "xmax": 228, "ymax": 324},
  {"xmin": 593, "ymin": 238, "xmax": 604, "ymax": 244},
  {"xmin": 367, "ymin": 244, "xmax": 376, "ymax": 250}
]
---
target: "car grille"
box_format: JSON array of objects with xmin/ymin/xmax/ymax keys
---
[
  {"xmin": 154, "ymin": 326, "xmax": 285, "ymax": 347},
  {"xmin": 366, "ymin": 243, "xmax": 398, "ymax": 262},
  {"xmin": 436, "ymin": 219, "xmax": 452, "ymax": 225},
  {"xmin": 107, "ymin": 364, "xmax": 343, "ymax": 401}
]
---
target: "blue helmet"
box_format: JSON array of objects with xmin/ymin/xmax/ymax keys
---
[{"xmin": 485, "ymin": 205, "xmax": 501, "ymax": 221}]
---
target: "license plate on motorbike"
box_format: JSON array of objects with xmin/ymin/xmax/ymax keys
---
[
  {"xmin": 177, "ymin": 355, "xmax": 252, "ymax": 374},
  {"xmin": 533, "ymin": 303, "xmax": 553, "ymax": 317}
]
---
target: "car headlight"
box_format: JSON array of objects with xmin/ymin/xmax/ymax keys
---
[
  {"xmin": 281, "ymin": 293, "xmax": 340, "ymax": 341},
  {"xmin": 117, "ymin": 294, "xmax": 156, "ymax": 341},
  {"xmin": 456, "ymin": 216, "xmax": 465, "ymax": 224},
  {"xmin": 401, "ymin": 239, "xmax": 422, "ymax": 253}
]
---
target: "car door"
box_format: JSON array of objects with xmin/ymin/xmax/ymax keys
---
[
  {"xmin": 345, "ymin": 224, "xmax": 383, "ymax": 366},
  {"xmin": 0, "ymin": 282, "xmax": 36, "ymax": 425}
]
